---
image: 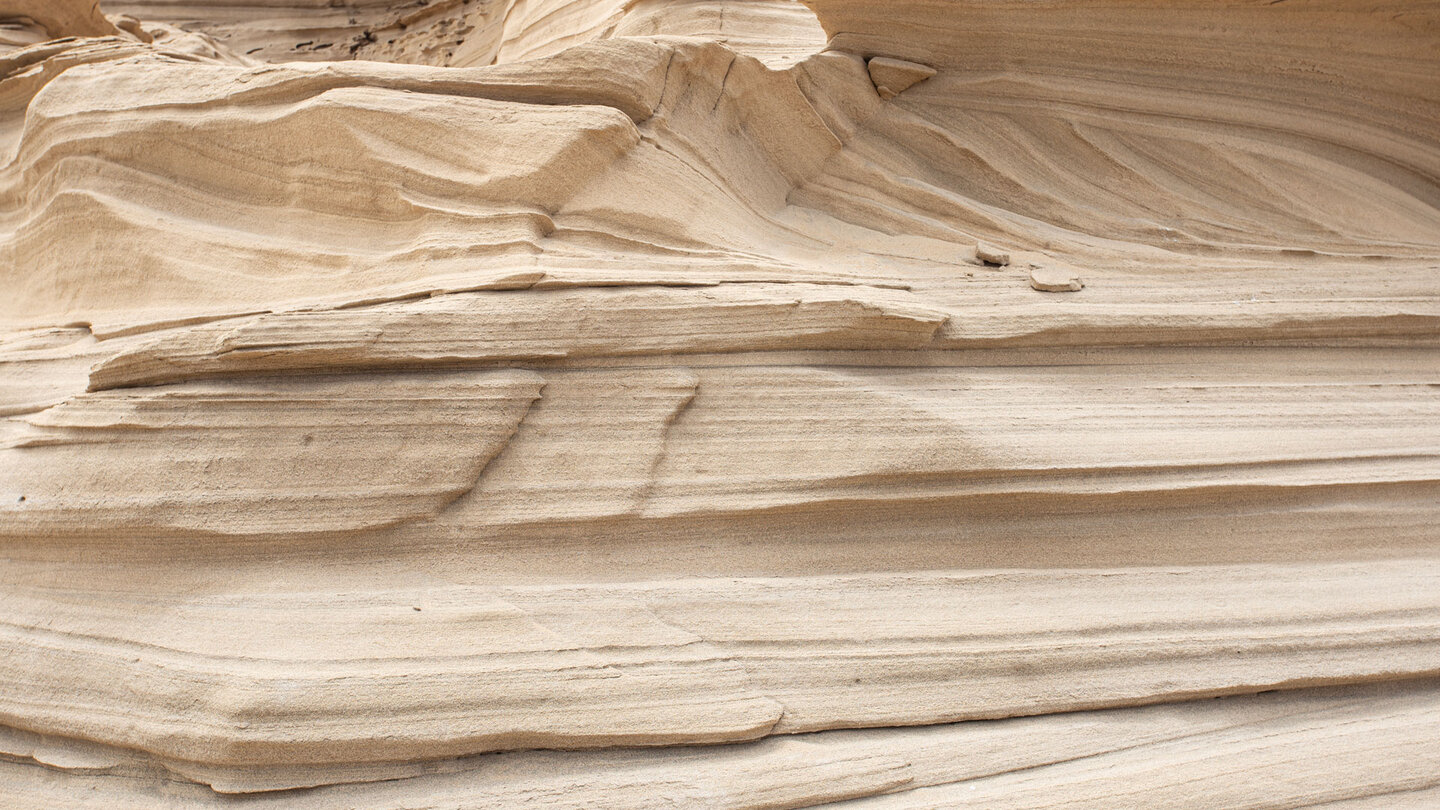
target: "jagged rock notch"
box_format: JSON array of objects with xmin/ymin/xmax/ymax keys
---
[{"xmin": 865, "ymin": 55, "xmax": 935, "ymax": 99}]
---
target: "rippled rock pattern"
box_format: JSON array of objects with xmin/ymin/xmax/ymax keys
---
[{"xmin": 1, "ymin": 0, "xmax": 1438, "ymax": 806}]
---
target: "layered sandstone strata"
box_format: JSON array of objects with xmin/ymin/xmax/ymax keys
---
[{"xmin": 1, "ymin": 0, "xmax": 1438, "ymax": 806}]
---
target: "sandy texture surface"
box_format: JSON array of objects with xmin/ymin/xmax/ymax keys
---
[{"xmin": 1, "ymin": 0, "xmax": 1437, "ymax": 805}]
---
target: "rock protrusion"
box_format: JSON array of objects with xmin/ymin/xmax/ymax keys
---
[
  {"xmin": 1029, "ymin": 266, "xmax": 1085, "ymax": 292},
  {"xmin": 5, "ymin": 0, "xmax": 120, "ymax": 40},
  {"xmin": 867, "ymin": 56, "xmax": 937, "ymax": 100},
  {"xmin": 977, "ymin": 244, "xmax": 1010, "ymax": 266},
  {"xmin": 109, "ymin": 15, "xmax": 154, "ymax": 44}
]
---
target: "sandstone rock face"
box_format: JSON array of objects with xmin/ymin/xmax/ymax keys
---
[
  {"xmin": 865, "ymin": 56, "xmax": 935, "ymax": 100},
  {"xmin": 1, "ymin": 0, "xmax": 1438, "ymax": 806}
]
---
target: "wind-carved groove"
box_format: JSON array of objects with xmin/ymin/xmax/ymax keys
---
[
  {"xmin": 652, "ymin": 50, "xmax": 678, "ymax": 112},
  {"xmin": 634, "ymin": 370, "xmax": 700, "ymax": 515},
  {"xmin": 712, "ymin": 55, "xmax": 737, "ymax": 111},
  {"xmin": 427, "ymin": 378, "xmax": 547, "ymax": 523}
]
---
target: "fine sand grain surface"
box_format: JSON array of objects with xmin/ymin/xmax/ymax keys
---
[{"xmin": 1, "ymin": 0, "xmax": 1438, "ymax": 806}]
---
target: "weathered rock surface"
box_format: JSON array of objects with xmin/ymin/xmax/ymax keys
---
[
  {"xmin": 1028, "ymin": 265, "xmax": 1083, "ymax": 292},
  {"xmin": 1, "ymin": 0, "xmax": 1437, "ymax": 806},
  {"xmin": 866, "ymin": 56, "xmax": 934, "ymax": 99}
]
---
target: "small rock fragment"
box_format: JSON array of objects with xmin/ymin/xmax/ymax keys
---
[
  {"xmin": 867, "ymin": 57, "xmax": 938, "ymax": 100},
  {"xmin": 109, "ymin": 14, "xmax": 154, "ymax": 44},
  {"xmin": 1029, "ymin": 266, "xmax": 1084, "ymax": 292},
  {"xmin": 976, "ymin": 244, "xmax": 1010, "ymax": 266}
]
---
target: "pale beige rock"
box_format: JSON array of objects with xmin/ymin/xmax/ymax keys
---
[
  {"xmin": 0, "ymin": 0, "xmax": 1437, "ymax": 806},
  {"xmin": 1028, "ymin": 265, "xmax": 1083, "ymax": 292},
  {"xmin": 865, "ymin": 55, "xmax": 935, "ymax": 99},
  {"xmin": 976, "ymin": 243, "xmax": 1010, "ymax": 265},
  {"xmin": 2, "ymin": 0, "xmax": 117, "ymax": 41}
]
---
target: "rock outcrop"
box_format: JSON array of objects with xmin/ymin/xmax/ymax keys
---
[{"xmin": 2, "ymin": 0, "xmax": 1437, "ymax": 806}]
